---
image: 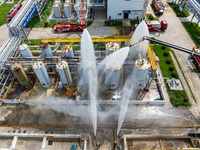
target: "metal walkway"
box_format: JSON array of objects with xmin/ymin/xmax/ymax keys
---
[{"xmin": 0, "ymin": 0, "xmax": 46, "ymax": 97}]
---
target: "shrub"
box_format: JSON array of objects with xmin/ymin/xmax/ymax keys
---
[
  {"xmin": 169, "ymin": 66, "xmax": 175, "ymax": 71},
  {"xmin": 171, "ymin": 72, "xmax": 178, "ymax": 77},
  {"xmin": 148, "ymin": 14, "xmax": 154, "ymax": 20},
  {"xmin": 44, "ymin": 22, "xmax": 48, "ymax": 27},
  {"xmin": 166, "ymin": 59, "xmax": 171, "ymax": 64},
  {"xmin": 161, "ymin": 46, "xmax": 166, "ymax": 50},
  {"xmin": 163, "ymin": 51, "xmax": 169, "ymax": 57}
]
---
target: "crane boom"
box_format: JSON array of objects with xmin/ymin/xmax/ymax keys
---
[
  {"xmin": 135, "ymin": 36, "xmax": 200, "ymax": 57},
  {"xmin": 80, "ymin": 0, "xmax": 86, "ymax": 24}
]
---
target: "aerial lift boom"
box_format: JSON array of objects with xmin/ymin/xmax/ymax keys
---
[{"xmin": 130, "ymin": 36, "xmax": 200, "ymax": 57}]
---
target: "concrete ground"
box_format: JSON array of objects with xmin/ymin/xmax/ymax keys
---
[
  {"xmin": 147, "ymin": 0, "xmax": 200, "ymax": 116},
  {"xmin": 0, "ymin": 24, "xmax": 9, "ymax": 47}
]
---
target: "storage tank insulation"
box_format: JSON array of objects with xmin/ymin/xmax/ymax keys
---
[
  {"xmin": 80, "ymin": 62, "xmax": 95, "ymax": 86},
  {"xmin": 18, "ymin": 44, "xmax": 33, "ymax": 57},
  {"xmin": 106, "ymin": 42, "xmax": 120, "ymax": 56},
  {"xmin": 134, "ymin": 55, "xmax": 151, "ymax": 92},
  {"xmin": 62, "ymin": 45, "xmax": 74, "ymax": 58},
  {"xmin": 64, "ymin": 3, "xmax": 71, "ymax": 18},
  {"xmin": 57, "ymin": 61, "xmax": 73, "ymax": 88},
  {"xmin": 11, "ymin": 63, "xmax": 31, "ymax": 88},
  {"xmin": 39, "ymin": 42, "xmax": 53, "ymax": 58},
  {"xmin": 53, "ymin": 4, "xmax": 62, "ymax": 18},
  {"xmin": 33, "ymin": 61, "xmax": 51, "ymax": 88},
  {"xmin": 104, "ymin": 64, "xmax": 121, "ymax": 90}
]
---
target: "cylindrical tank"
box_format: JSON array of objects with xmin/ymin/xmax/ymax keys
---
[
  {"xmin": 106, "ymin": 42, "xmax": 120, "ymax": 56},
  {"xmin": 134, "ymin": 55, "xmax": 151, "ymax": 91},
  {"xmin": 75, "ymin": 4, "xmax": 80, "ymax": 19},
  {"xmin": 64, "ymin": 3, "xmax": 71, "ymax": 18},
  {"xmin": 62, "ymin": 45, "xmax": 74, "ymax": 58},
  {"xmin": 57, "ymin": 61, "xmax": 72, "ymax": 88},
  {"xmin": 39, "ymin": 42, "xmax": 53, "ymax": 58},
  {"xmin": 33, "ymin": 61, "xmax": 51, "ymax": 88},
  {"xmin": 104, "ymin": 65, "xmax": 121, "ymax": 90},
  {"xmin": 53, "ymin": 4, "xmax": 61, "ymax": 18},
  {"xmin": 11, "ymin": 63, "xmax": 31, "ymax": 87},
  {"xmin": 18, "ymin": 44, "xmax": 33, "ymax": 57},
  {"xmin": 55, "ymin": 0, "xmax": 62, "ymax": 10}
]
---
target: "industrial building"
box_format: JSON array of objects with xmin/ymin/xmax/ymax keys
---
[
  {"xmin": 51, "ymin": 0, "xmax": 147, "ymax": 20},
  {"xmin": 107, "ymin": 0, "xmax": 147, "ymax": 20}
]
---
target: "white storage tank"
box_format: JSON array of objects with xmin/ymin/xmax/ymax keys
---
[
  {"xmin": 55, "ymin": 0, "xmax": 62, "ymax": 11},
  {"xmin": 18, "ymin": 44, "xmax": 33, "ymax": 57},
  {"xmin": 106, "ymin": 42, "xmax": 120, "ymax": 56},
  {"xmin": 79, "ymin": 62, "xmax": 95, "ymax": 86},
  {"xmin": 62, "ymin": 45, "xmax": 74, "ymax": 58},
  {"xmin": 104, "ymin": 65, "xmax": 121, "ymax": 90},
  {"xmin": 75, "ymin": 4, "xmax": 80, "ymax": 19},
  {"xmin": 64, "ymin": 3, "xmax": 71, "ymax": 18},
  {"xmin": 53, "ymin": 4, "xmax": 61, "ymax": 18},
  {"xmin": 134, "ymin": 54, "xmax": 151, "ymax": 92},
  {"xmin": 33, "ymin": 61, "xmax": 51, "ymax": 88},
  {"xmin": 39, "ymin": 42, "xmax": 53, "ymax": 58},
  {"xmin": 57, "ymin": 61, "xmax": 73, "ymax": 88}
]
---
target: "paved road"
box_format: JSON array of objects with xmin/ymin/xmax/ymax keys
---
[
  {"xmin": 148, "ymin": 1, "xmax": 200, "ymax": 115},
  {"xmin": 28, "ymin": 9, "xmax": 118, "ymax": 39},
  {"xmin": 0, "ymin": 24, "xmax": 9, "ymax": 47}
]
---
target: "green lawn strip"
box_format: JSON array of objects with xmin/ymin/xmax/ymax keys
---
[
  {"xmin": 130, "ymin": 20, "xmax": 139, "ymax": 27},
  {"xmin": 0, "ymin": 1, "xmax": 19, "ymax": 27},
  {"xmin": 86, "ymin": 21, "xmax": 93, "ymax": 27},
  {"xmin": 104, "ymin": 20, "xmax": 123, "ymax": 26},
  {"xmin": 182, "ymin": 22, "xmax": 200, "ymax": 47},
  {"xmin": 168, "ymin": 3, "xmax": 190, "ymax": 17},
  {"xmin": 24, "ymin": 39, "xmax": 41, "ymax": 45},
  {"xmin": 26, "ymin": 1, "xmax": 53, "ymax": 28},
  {"xmin": 29, "ymin": 47, "xmax": 40, "ymax": 50},
  {"xmin": 146, "ymin": 14, "xmax": 157, "ymax": 21},
  {"xmin": 171, "ymin": 50, "xmax": 196, "ymax": 102},
  {"xmin": 152, "ymin": 44, "xmax": 191, "ymax": 107}
]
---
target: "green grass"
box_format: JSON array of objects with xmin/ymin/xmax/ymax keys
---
[
  {"xmin": 29, "ymin": 47, "xmax": 39, "ymax": 50},
  {"xmin": 153, "ymin": 44, "xmax": 191, "ymax": 107},
  {"xmin": 146, "ymin": 14, "xmax": 157, "ymax": 21},
  {"xmin": 182, "ymin": 22, "xmax": 200, "ymax": 47},
  {"xmin": 104, "ymin": 20, "xmax": 123, "ymax": 26},
  {"xmin": 26, "ymin": 1, "xmax": 53, "ymax": 28},
  {"xmin": 171, "ymin": 50, "xmax": 196, "ymax": 102},
  {"xmin": 86, "ymin": 21, "xmax": 93, "ymax": 27},
  {"xmin": 130, "ymin": 20, "xmax": 139, "ymax": 27},
  {"xmin": 0, "ymin": 1, "xmax": 19, "ymax": 27},
  {"xmin": 24, "ymin": 39, "xmax": 41, "ymax": 45},
  {"xmin": 168, "ymin": 3, "xmax": 190, "ymax": 17}
]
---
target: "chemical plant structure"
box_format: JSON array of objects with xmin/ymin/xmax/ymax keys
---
[
  {"xmin": 2, "ymin": 39, "xmax": 164, "ymax": 105},
  {"xmin": 51, "ymin": 0, "xmax": 93, "ymax": 21}
]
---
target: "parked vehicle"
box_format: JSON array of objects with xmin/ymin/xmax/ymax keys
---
[
  {"xmin": 151, "ymin": 0, "xmax": 165, "ymax": 15},
  {"xmin": 52, "ymin": 21, "xmax": 86, "ymax": 33},
  {"xmin": 146, "ymin": 20, "xmax": 168, "ymax": 32},
  {"xmin": 6, "ymin": 3, "xmax": 22, "ymax": 22},
  {"xmin": 190, "ymin": 47, "xmax": 200, "ymax": 70}
]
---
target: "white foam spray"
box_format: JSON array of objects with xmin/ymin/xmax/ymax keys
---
[
  {"xmin": 117, "ymin": 21, "xmax": 149, "ymax": 135},
  {"xmin": 80, "ymin": 29, "xmax": 98, "ymax": 136}
]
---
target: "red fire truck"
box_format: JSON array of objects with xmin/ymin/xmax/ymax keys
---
[
  {"xmin": 6, "ymin": 3, "xmax": 22, "ymax": 22},
  {"xmin": 151, "ymin": 0, "xmax": 165, "ymax": 15},
  {"xmin": 52, "ymin": 21, "xmax": 86, "ymax": 33},
  {"xmin": 146, "ymin": 20, "xmax": 168, "ymax": 32},
  {"xmin": 191, "ymin": 47, "xmax": 200, "ymax": 70}
]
